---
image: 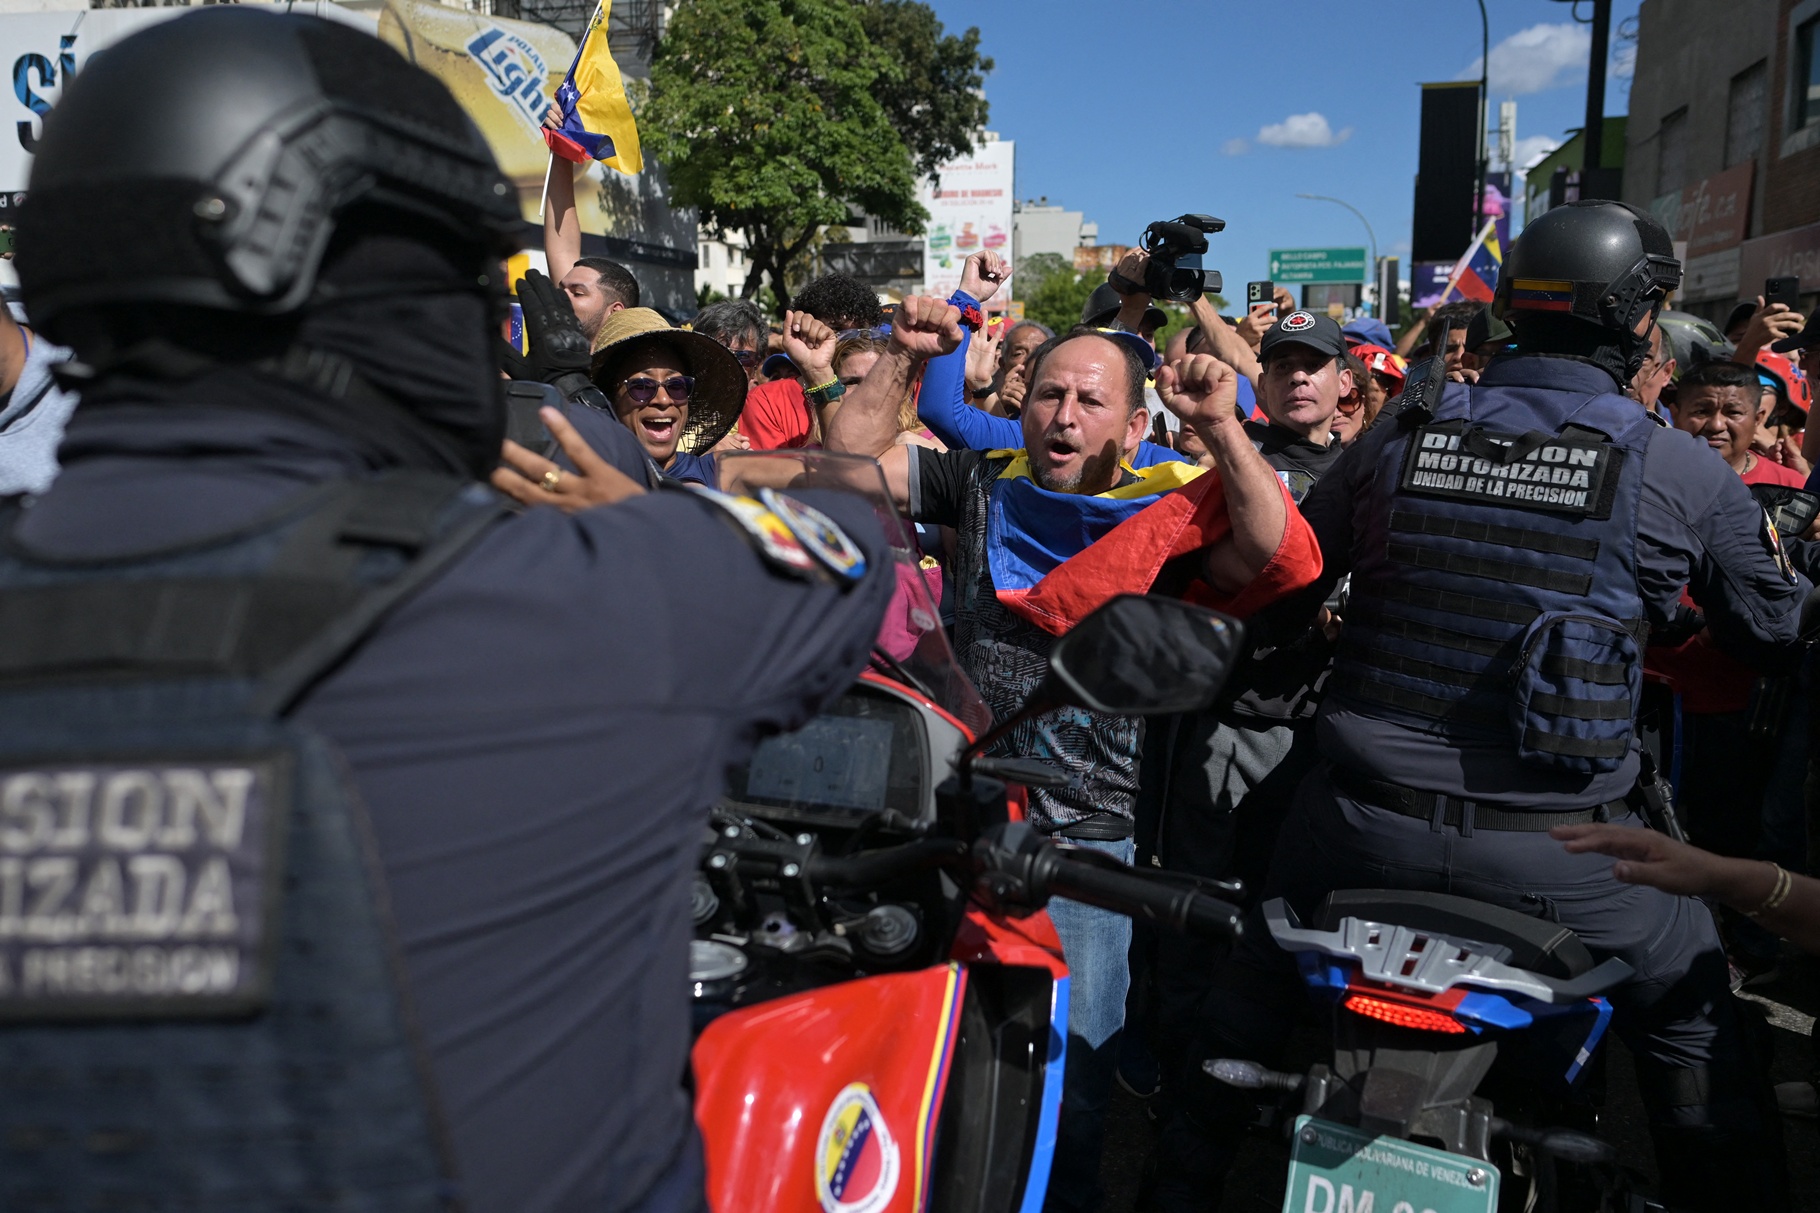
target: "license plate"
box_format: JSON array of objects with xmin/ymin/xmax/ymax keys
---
[{"xmin": 1282, "ymin": 1115, "xmax": 1498, "ymax": 1213}]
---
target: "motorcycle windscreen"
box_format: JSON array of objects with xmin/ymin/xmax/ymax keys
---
[{"xmin": 717, "ymin": 451, "xmax": 992, "ymax": 739}]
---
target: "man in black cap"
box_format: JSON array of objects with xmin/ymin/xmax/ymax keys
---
[{"xmin": 1249, "ymin": 308, "xmax": 1350, "ymax": 496}]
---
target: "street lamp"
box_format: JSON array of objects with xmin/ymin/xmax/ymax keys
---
[{"xmin": 1295, "ymin": 193, "xmax": 1378, "ymax": 312}]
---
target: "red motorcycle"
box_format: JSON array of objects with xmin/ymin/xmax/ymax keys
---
[{"xmin": 687, "ymin": 453, "xmax": 1246, "ymax": 1213}]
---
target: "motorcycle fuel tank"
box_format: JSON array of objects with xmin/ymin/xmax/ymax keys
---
[{"xmin": 693, "ymin": 964, "xmax": 967, "ymax": 1213}]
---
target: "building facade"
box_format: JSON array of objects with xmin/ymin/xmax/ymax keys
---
[{"xmin": 1625, "ymin": 0, "xmax": 1820, "ymax": 320}]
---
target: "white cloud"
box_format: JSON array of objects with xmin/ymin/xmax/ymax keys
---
[
  {"xmin": 1221, "ymin": 136, "xmax": 1249, "ymax": 156},
  {"xmin": 1459, "ymin": 23, "xmax": 1591, "ymax": 95},
  {"xmin": 1256, "ymin": 112, "xmax": 1353, "ymax": 149},
  {"xmin": 1611, "ymin": 40, "xmax": 1637, "ymax": 80},
  {"xmin": 1511, "ymin": 134, "xmax": 1562, "ymax": 177}
]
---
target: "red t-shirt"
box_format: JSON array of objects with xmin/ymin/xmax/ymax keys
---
[
  {"xmin": 740, "ymin": 379, "xmax": 813, "ymax": 450},
  {"xmin": 1644, "ymin": 455, "xmax": 1804, "ymax": 713}
]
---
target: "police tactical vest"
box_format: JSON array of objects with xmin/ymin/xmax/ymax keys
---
[
  {"xmin": 0, "ymin": 470, "xmax": 504, "ymax": 1210},
  {"xmin": 1332, "ymin": 378, "xmax": 1654, "ymax": 774}
]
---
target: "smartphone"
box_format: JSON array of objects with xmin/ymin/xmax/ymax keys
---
[
  {"xmin": 1246, "ymin": 280, "xmax": 1275, "ymax": 316},
  {"xmin": 1766, "ymin": 276, "xmax": 1802, "ymax": 311}
]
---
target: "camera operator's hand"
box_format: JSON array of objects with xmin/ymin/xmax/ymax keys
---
[
  {"xmin": 1110, "ymin": 247, "xmax": 1150, "ymax": 299},
  {"xmin": 493, "ymin": 406, "xmax": 646, "ymax": 512},
  {"xmin": 506, "ymin": 268, "xmax": 593, "ymax": 396},
  {"xmin": 1156, "ymin": 353, "xmax": 1240, "ymax": 434},
  {"xmin": 888, "ymin": 295, "xmax": 964, "ymax": 361},
  {"xmin": 960, "ymin": 250, "xmax": 1011, "ymax": 305},
  {"xmin": 782, "ymin": 311, "xmax": 838, "ymax": 386}
]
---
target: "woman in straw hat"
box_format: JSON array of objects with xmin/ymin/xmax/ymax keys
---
[{"xmin": 590, "ymin": 308, "xmax": 747, "ymax": 485}]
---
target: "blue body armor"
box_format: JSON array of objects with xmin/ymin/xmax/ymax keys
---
[
  {"xmin": 0, "ymin": 471, "xmax": 503, "ymax": 1210},
  {"xmin": 1331, "ymin": 378, "xmax": 1655, "ymax": 774}
]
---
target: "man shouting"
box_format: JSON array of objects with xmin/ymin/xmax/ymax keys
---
[{"xmin": 824, "ymin": 295, "xmax": 1319, "ymax": 1210}]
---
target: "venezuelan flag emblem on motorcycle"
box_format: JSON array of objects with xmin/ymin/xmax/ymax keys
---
[
  {"xmin": 543, "ymin": 1, "xmax": 643, "ymax": 173},
  {"xmin": 816, "ymin": 1083, "xmax": 901, "ymax": 1213}
]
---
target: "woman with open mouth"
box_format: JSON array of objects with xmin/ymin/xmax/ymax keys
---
[{"xmin": 590, "ymin": 308, "xmax": 747, "ymax": 485}]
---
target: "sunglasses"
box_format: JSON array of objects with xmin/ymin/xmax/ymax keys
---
[
  {"xmin": 729, "ymin": 348, "xmax": 760, "ymax": 368},
  {"xmin": 621, "ymin": 375, "xmax": 695, "ymax": 404},
  {"xmin": 837, "ymin": 325, "xmax": 892, "ymax": 341},
  {"xmin": 1335, "ymin": 395, "xmax": 1364, "ymax": 415}
]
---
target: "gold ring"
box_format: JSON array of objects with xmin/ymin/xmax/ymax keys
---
[{"xmin": 541, "ymin": 469, "xmax": 562, "ymax": 491}]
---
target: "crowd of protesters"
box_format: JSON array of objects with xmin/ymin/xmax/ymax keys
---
[{"xmin": 5, "ymin": 12, "xmax": 1820, "ymax": 1213}]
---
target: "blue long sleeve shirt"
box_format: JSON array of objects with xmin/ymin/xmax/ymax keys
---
[{"xmin": 918, "ymin": 292, "xmax": 1191, "ymax": 467}]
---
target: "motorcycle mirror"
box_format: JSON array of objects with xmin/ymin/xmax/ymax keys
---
[
  {"xmin": 1750, "ymin": 483, "xmax": 1820, "ymax": 537},
  {"xmin": 1043, "ymin": 595, "xmax": 1244, "ymax": 717},
  {"xmin": 954, "ymin": 596, "xmax": 1245, "ymax": 785}
]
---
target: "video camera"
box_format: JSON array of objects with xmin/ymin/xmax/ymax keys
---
[{"xmin": 1137, "ymin": 214, "xmax": 1225, "ymax": 302}]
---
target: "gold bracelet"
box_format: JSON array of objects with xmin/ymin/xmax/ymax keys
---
[{"xmin": 1747, "ymin": 863, "xmax": 1793, "ymax": 918}]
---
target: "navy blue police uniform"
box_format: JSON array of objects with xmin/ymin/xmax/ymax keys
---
[
  {"xmin": 1178, "ymin": 352, "xmax": 1806, "ymax": 1209},
  {"xmin": 0, "ymin": 405, "xmax": 891, "ymax": 1213}
]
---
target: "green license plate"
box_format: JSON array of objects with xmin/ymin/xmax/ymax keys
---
[{"xmin": 1282, "ymin": 1115, "xmax": 1499, "ymax": 1213}]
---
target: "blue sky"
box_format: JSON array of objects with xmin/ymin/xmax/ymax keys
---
[{"xmin": 925, "ymin": 0, "xmax": 1644, "ymax": 289}]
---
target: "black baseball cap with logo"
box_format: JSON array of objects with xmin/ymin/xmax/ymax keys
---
[{"xmin": 1259, "ymin": 310, "xmax": 1347, "ymax": 361}]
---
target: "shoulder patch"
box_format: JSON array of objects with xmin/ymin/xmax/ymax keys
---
[
  {"xmin": 1762, "ymin": 506, "xmax": 1800, "ymax": 586},
  {"xmin": 760, "ymin": 489, "xmax": 867, "ymax": 584},
  {"xmin": 682, "ymin": 483, "xmax": 820, "ymax": 578}
]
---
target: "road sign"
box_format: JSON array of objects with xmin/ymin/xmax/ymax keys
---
[{"xmin": 1268, "ymin": 247, "xmax": 1369, "ymax": 283}]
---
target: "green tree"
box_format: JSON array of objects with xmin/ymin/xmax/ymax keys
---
[
  {"xmin": 1016, "ymin": 253, "xmax": 1097, "ymax": 335},
  {"xmin": 645, "ymin": 0, "xmax": 924, "ymax": 312},
  {"xmin": 855, "ymin": 1, "xmax": 993, "ymax": 182}
]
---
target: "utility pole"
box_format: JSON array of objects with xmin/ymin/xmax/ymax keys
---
[
  {"xmin": 1474, "ymin": 0, "xmax": 1489, "ymax": 248},
  {"xmin": 1582, "ymin": 0, "xmax": 1612, "ymax": 171}
]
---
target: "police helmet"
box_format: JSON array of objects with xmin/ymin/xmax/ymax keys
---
[
  {"xmin": 1494, "ymin": 200, "xmax": 1682, "ymax": 343},
  {"xmin": 16, "ymin": 8, "xmax": 521, "ymax": 341}
]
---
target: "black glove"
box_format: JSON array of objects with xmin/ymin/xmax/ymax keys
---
[{"xmin": 502, "ymin": 267, "xmax": 594, "ymax": 400}]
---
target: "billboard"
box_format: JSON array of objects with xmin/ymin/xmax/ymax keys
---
[
  {"xmin": 920, "ymin": 137, "xmax": 1013, "ymax": 305},
  {"xmin": 0, "ymin": 0, "xmax": 696, "ymax": 311}
]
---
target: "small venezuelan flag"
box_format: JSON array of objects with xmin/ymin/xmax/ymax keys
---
[
  {"xmin": 1507, "ymin": 278, "xmax": 1576, "ymax": 313},
  {"xmin": 1444, "ymin": 218, "xmax": 1503, "ymax": 304},
  {"xmin": 544, "ymin": 1, "xmax": 643, "ymax": 173}
]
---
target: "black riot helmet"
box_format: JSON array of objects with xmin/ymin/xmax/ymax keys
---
[
  {"xmin": 1493, "ymin": 200, "xmax": 1681, "ymax": 379},
  {"xmin": 16, "ymin": 8, "xmax": 520, "ymax": 337}
]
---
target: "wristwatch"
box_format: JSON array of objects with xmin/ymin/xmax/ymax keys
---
[{"xmin": 805, "ymin": 378, "xmax": 846, "ymax": 407}]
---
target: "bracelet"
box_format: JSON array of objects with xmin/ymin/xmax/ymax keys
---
[
  {"xmin": 1747, "ymin": 863, "xmax": 1793, "ymax": 918},
  {"xmin": 805, "ymin": 378, "xmax": 845, "ymax": 406},
  {"xmin": 956, "ymin": 304, "xmax": 983, "ymax": 332}
]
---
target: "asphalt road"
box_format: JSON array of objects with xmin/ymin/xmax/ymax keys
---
[{"xmin": 1093, "ymin": 952, "xmax": 1820, "ymax": 1212}]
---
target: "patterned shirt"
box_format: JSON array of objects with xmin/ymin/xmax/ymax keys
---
[{"xmin": 908, "ymin": 447, "xmax": 1140, "ymax": 833}]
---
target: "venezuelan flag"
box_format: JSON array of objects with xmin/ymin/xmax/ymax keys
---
[
  {"xmin": 1444, "ymin": 219, "xmax": 1502, "ymax": 304},
  {"xmin": 984, "ymin": 452, "xmax": 1320, "ymax": 634},
  {"xmin": 1507, "ymin": 278, "xmax": 1576, "ymax": 313},
  {"xmin": 544, "ymin": 2, "xmax": 643, "ymax": 173}
]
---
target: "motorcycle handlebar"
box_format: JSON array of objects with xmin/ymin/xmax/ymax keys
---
[
  {"xmin": 806, "ymin": 838, "xmax": 969, "ymax": 887},
  {"xmin": 1041, "ymin": 850, "xmax": 1244, "ymax": 940}
]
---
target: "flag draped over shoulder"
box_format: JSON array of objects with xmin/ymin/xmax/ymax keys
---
[
  {"xmin": 543, "ymin": 1, "xmax": 643, "ymax": 173},
  {"xmin": 1442, "ymin": 218, "xmax": 1502, "ymax": 305},
  {"xmin": 984, "ymin": 451, "xmax": 1321, "ymax": 635}
]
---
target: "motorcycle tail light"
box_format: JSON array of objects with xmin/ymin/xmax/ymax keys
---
[{"xmin": 1343, "ymin": 993, "xmax": 1467, "ymax": 1034}]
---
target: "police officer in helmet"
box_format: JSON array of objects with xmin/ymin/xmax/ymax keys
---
[
  {"xmin": 1153, "ymin": 202, "xmax": 1804, "ymax": 1211},
  {"xmin": 0, "ymin": 11, "xmax": 889, "ymax": 1212}
]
